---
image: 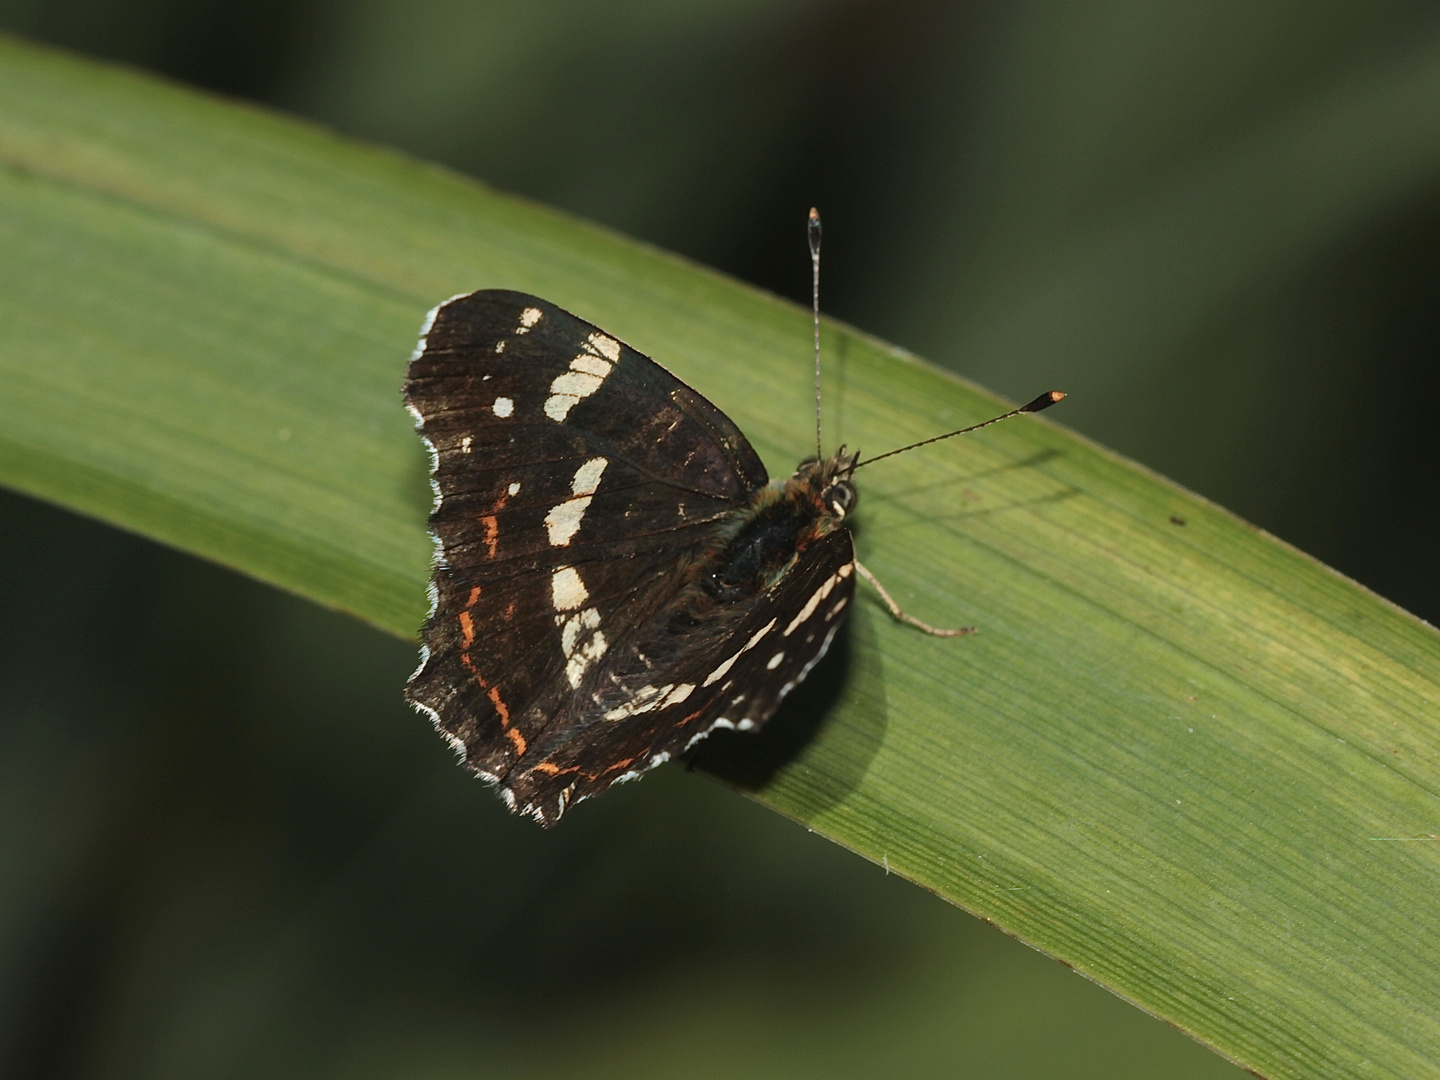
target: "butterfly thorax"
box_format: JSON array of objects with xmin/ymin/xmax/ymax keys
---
[{"xmin": 704, "ymin": 448, "xmax": 857, "ymax": 601}]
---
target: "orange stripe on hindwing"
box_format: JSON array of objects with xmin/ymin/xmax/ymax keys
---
[
  {"xmin": 457, "ymin": 584, "xmax": 481, "ymax": 647},
  {"xmin": 531, "ymin": 761, "xmax": 580, "ymax": 777},
  {"xmin": 453, "ymin": 589, "xmax": 520, "ymax": 753},
  {"xmin": 486, "ymin": 685, "xmax": 511, "ymax": 728},
  {"xmin": 476, "ymin": 484, "xmax": 512, "ymax": 559}
]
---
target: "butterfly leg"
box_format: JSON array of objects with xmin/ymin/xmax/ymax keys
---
[{"xmin": 854, "ymin": 561, "xmax": 976, "ymax": 637}]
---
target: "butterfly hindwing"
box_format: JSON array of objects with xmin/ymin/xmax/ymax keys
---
[{"xmin": 503, "ymin": 529, "xmax": 857, "ymax": 822}]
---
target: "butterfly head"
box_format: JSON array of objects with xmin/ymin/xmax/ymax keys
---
[{"xmin": 794, "ymin": 446, "xmax": 859, "ymax": 524}]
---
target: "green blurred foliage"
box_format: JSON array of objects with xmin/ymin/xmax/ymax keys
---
[{"xmin": 4, "ymin": 1, "xmax": 1438, "ymax": 1076}]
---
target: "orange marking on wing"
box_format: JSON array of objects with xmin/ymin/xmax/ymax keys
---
[
  {"xmin": 505, "ymin": 726, "xmax": 527, "ymax": 755},
  {"xmin": 465, "ymin": 585, "xmax": 482, "ymax": 609},
  {"xmin": 474, "ymin": 485, "xmax": 515, "ymax": 559},
  {"xmin": 504, "ymin": 600, "xmax": 516, "ymax": 621},
  {"xmin": 458, "ymin": 610, "xmax": 475, "ymax": 647},
  {"xmin": 532, "ymin": 761, "xmax": 580, "ymax": 777},
  {"xmin": 487, "ymin": 685, "xmax": 511, "ymax": 728},
  {"xmin": 603, "ymin": 755, "xmax": 637, "ymax": 775},
  {"xmin": 460, "ymin": 651, "xmax": 500, "ymax": 710}
]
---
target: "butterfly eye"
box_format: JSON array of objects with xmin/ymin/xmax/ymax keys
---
[{"xmin": 823, "ymin": 481, "xmax": 857, "ymax": 519}]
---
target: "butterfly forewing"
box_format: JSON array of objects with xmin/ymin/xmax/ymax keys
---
[{"xmin": 406, "ymin": 291, "xmax": 789, "ymax": 813}]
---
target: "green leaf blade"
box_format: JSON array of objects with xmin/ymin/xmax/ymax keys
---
[{"xmin": 2, "ymin": 35, "xmax": 1438, "ymax": 1080}]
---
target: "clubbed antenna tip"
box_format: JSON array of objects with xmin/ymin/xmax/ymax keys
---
[{"xmin": 1021, "ymin": 391, "xmax": 1065, "ymax": 413}]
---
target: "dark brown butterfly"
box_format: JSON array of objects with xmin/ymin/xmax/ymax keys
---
[{"xmin": 403, "ymin": 212, "xmax": 1062, "ymax": 824}]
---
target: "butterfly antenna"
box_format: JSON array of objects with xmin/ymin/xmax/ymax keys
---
[
  {"xmin": 809, "ymin": 207, "xmax": 823, "ymax": 462},
  {"xmin": 854, "ymin": 391, "xmax": 1067, "ymax": 469}
]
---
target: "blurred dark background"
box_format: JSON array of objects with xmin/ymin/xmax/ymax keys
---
[{"xmin": 6, "ymin": 1, "xmax": 1440, "ymax": 1077}]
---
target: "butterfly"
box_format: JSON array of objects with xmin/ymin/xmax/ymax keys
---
[{"xmin": 403, "ymin": 210, "xmax": 1062, "ymax": 824}]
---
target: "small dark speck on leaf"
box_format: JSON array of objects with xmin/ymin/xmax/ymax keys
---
[{"xmin": 1170, "ymin": 516, "xmax": 1186, "ymax": 526}]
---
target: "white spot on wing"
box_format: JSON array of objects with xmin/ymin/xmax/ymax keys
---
[
  {"xmin": 545, "ymin": 498, "xmax": 590, "ymax": 546},
  {"xmin": 703, "ymin": 651, "xmax": 740, "ymax": 687},
  {"xmin": 516, "ymin": 306, "xmax": 543, "ymax": 333},
  {"xmin": 570, "ymin": 354, "xmax": 611, "ymax": 377},
  {"xmin": 569, "ymin": 456, "xmax": 608, "ymax": 497},
  {"xmin": 603, "ymin": 682, "xmax": 695, "ymax": 721},
  {"xmin": 589, "ymin": 334, "xmax": 621, "ymax": 362},
  {"xmin": 541, "ymin": 501, "xmax": 587, "ymax": 550},
  {"xmin": 551, "ymin": 566, "xmax": 589, "ymax": 610},
  {"xmin": 547, "ymin": 372, "xmax": 603, "ymax": 413},
  {"xmin": 703, "ymin": 616, "xmax": 779, "ymax": 687},
  {"xmin": 492, "ymin": 397, "xmax": 514, "ymax": 417},
  {"xmin": 605, "ymin": 684, "xmax": 662, "ymax": 720},
  {"xmin": 544, "ymin": 391, "xmax": 585, "ymax": 422},
  {"xmin": 461, "ymin": 436, "xmax": 472, "ymax": 452},
  {"xmin": 549, "ymin": 561, "xmax": 607, "ymax": 687},
  {"xmin": 766, "ymin": 651, "xmax": 785, "ymax": 670},
  {"xmin": 543, "ymin": 333, "xmax": 620, "ymax": 421},
  {"xmin": 558, "ymin": 608, "xmax": 606, "ymax": 688},
  {"xmin": 507, "ymin": 482, "xmax": 521, "ymax": 496},
  {"xmin": 559, "ymin": 606, "xmax": 598, "ymax": 655},
  {"xmin": 746, "ymin": 619, "xmax": 777, "ymax": 650},
  {"xmin": 664, "ymin": 683, "xmax": 696, "ymax": 707},
  {"xmin": 784, "ymin": 562, "xmax": 854, "ymax": 636},
  {"xmin": 544, "ymin": 457, "xmax": 608, "ymax": 545}
]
